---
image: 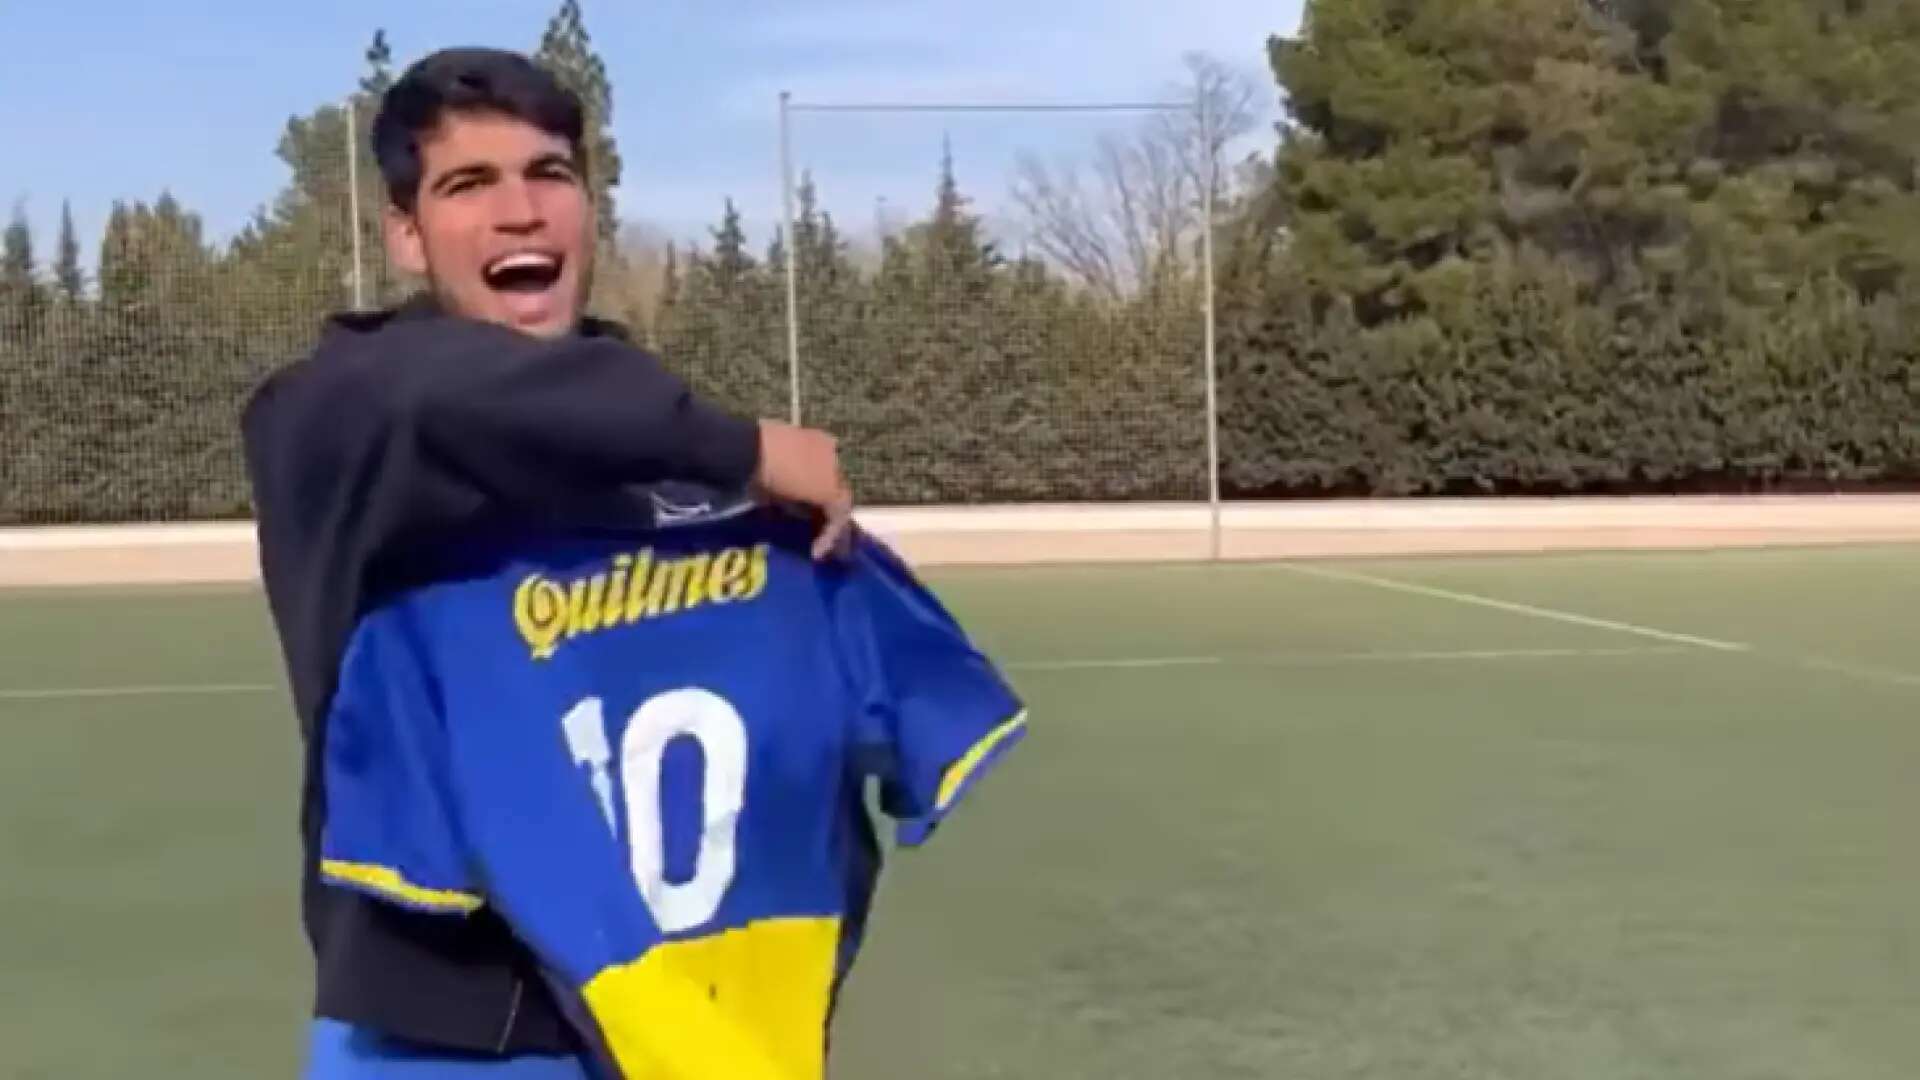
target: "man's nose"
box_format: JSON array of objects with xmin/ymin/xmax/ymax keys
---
[{"xmin": 490, "ymin": 178, "xmax": 545, "ymax": 232}]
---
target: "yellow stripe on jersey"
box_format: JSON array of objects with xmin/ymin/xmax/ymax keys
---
[
  {"xmin": 934, "ymin": 710, "xmax": 1029, "ymax": 814},
  {"xmin": 319, "ymin": 859, "xmax": 484, "ymax": 914},
  {"xmin": 583, "ymin": 916, "xmax": 841, "ymax": 1080}
]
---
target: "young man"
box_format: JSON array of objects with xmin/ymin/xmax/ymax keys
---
[{"xmin": 243, "ymin": 47, "xmax": 860, "ymax": 1070}]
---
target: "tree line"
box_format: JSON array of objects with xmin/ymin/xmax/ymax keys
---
[
  {"xmin": 2, "ymin": 0, "xmax": 1915, "ymax": 524},
  {"xmin": 1219, "ymin": 0, "xmax": 1920, "ymax": 496}
]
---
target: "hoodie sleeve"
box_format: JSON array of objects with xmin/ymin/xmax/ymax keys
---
[
  {"xmin": 242, "ymin": 312, "xmax": 763, "ymax": 743},
  {"xmin": 243, "ymin": 312, "xmax": 759, "ymax": 559}
]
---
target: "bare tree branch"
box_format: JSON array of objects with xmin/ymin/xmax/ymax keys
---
[
  {"xmin": 1008, "ymin": 52, "xmax": 1268, "ymax": 298},
  {"xmin": 1010, "ymin": 154, "xmax": 1126, "ymax": 301}
]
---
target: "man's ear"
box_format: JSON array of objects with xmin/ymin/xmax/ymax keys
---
[{"xmin": 385, "ymin": 206, "xmax": 427, "ymax": 276}]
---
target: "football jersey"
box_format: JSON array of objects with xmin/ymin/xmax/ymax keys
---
[{"xmin": 317, "ymin": 501, "xmax": 1027, "ymax": 1079}]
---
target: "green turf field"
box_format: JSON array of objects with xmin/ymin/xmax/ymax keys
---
[{"xmin": 5, "ymin": 544, "xmax": 1919, "ymax": 1079}]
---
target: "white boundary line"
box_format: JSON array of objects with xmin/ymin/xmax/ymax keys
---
[
  {"xmin": 0, "ymin": 682, "xmax": 279, "ymax": 702},
  {"xmin": 1792, "ymin": 657, "xmax": 1920, "ymax": 690},
  {"xmin": 0, "ymin": 647, "xmax": 1697, "ymax": 702},
  {"xmin": 5, "ymin": 651, "xmax": 1912, "ymax": 700},
  {"xmin": 1277, "ymin": 563, "xmax": 1753, "ymax": 653},
  {"xmin": 1011, "ymin": 656, "xmax": 1223, "ymax": 672},
  {"xmin": 1272, "ymin": 562, "xmax": 1920, "ymax": 692},
  {"xmin": 1010, "ymin": 646, "xmax": 1688, "ymax": 673}
]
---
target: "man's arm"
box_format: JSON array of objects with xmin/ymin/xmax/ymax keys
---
[
  {"xmin": 244, "ymin": 313, "xmax": 759, "ymax": 546},
  {"xmin": 241, "ymin": 310, "xmax": 845, "ymax": 741}
]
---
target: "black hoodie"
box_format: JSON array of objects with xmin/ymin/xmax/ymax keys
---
[{"xmin": 242, "ymin": 298, "xmax": 761, "ymax": 1055}]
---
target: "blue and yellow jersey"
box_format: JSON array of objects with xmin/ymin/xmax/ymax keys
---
[{"xmin": 316, "ymin": 503, "xmax": 1027, "ymax": 1078}]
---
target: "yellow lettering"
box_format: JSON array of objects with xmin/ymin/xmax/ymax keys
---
[
  {"xmin": 568, "ymin": 574, "xmax": 608, "ymax": 636},
  {"xmin": 624, "ymin": 549, "xmax": 656, "ymax": 624},
  {"xmin": 513, "ymin": 575, "xmax": 569, "ymax": 660},
  {"xmin": 707, "ymin": 548, "xmax": 750, "ymax": 602},
  {"xmin": 520, "ymin": 545, "xmax": 767, "ymax": 652},
  {"xmin": 681, "ymin": 553, "xmax": 714, "ymax": 608},
  {"xmin": 603, "ymin": 554, "xmax": 632, "ymax": 625},
  {"xmin": 642, "ymin": 554, "xmax": 710, "ymax": 616},
  {"xmin": 742, "ymin": 544, "xmax": 770, "ymax": 600}
]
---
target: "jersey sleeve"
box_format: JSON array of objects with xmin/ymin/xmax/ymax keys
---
[
  {"xmin": 320, "ymin": 610, "xmax": 792, "ymax": 1080},
  {"xmin": 317, "ymin": 621, "xmax": 482, "ymax": 915},
  {"xmin": 831, "ymin": 533, "xmax": 1028, "ymax": 847}
]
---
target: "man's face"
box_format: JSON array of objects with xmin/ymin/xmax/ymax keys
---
[{"xmin": 385, "ymin": 110, "xmax": 592, "ymax": 339}]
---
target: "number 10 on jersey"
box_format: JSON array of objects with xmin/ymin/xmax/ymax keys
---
[{"xmin": 559, "ymin": 689, "xmax": 748, "ymax": 934}]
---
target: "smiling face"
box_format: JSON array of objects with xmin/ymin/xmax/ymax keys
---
[{"xmin": 384, "ymin": 109, "xmax": 592, "ymax": 340}]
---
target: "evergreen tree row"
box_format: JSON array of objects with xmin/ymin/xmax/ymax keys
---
[
  {"xmin": 655, "ymin": 161, "xmax": 1207, "ymax": 505},
  {"xmin": 0, "ymin": 146, "xmax": 1209, "ymax": 521},
  {"xmin": 3, "ymin": 0, "xmax": 1917, "ymax": 523},
  {"xmin": 1215, "ymin": 0, "xmax": 1920, "ymax": 495}
]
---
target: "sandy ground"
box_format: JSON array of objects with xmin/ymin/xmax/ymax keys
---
[{"xmin": 3, "ymin": 495, "xmax": 1918, "ymax": 587}]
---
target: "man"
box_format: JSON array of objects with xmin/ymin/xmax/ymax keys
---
[{"xmin": 243, "ymin": 47, "xmax": 859, "ymax": 1067}]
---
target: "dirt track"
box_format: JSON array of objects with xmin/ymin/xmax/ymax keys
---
[
  {"xmin": 3, "ymin": 496, "xmax": 1918, "ymax": 587},
  {"xmin": 864, "ymin": 495, "xmax": 1920, "ymax": 566}
]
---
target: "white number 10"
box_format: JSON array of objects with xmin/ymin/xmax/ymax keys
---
[{"xmin": 559, "ymin": 688, "xmax": 748, "ymax": 933}]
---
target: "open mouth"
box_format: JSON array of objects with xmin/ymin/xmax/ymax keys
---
[{"xmin": 483, "ymin": 251, "xmax": 564, "ymax": 295}]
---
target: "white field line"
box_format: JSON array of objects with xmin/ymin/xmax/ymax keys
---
[
  {"xmin": 1271, "ymin": 563, "xmax": 1920, "ymax": 692},
  {"xmin": 1791, "ymin": 657, "xmax": 1920, "ymax": 690},
  {"xmin": 0, "ymin": 647, "xmax": 1694, "ymax": 702},
  {"xmin": 4, "ymin": 654, "xmax": 1911, "ymax": 700},
  {"xmin": 1007, "ymin": 645, "xmax": 1689, "ymax": 672},
  {"xmin": 1276, "ymin": 563, "xmax": 1753, "ymax": 653},
  {"xmin": 0, "ymin": 682, "xmax": 279, "ymax": 702},
  {"xmin": 1009, "ymin": 656, "xmax": 1225, "ymax": 672}
]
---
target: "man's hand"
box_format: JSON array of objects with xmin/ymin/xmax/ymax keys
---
[{"xmin": 755, "ymin": 420, "xmax": 855, "ymax": 560}]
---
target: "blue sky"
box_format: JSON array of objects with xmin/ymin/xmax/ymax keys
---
[{"xmin": 2, "ymin": 1, "xmax": 1303, "ymax": 265}]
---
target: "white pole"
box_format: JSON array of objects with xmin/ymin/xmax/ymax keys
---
[
  {"xmin": 779, "ymin": 91, "xmax": 803, "ymax": 425},
  {"xmin": 347, "ymin": 98, "xmax": 366, "ymax": 310},
  {"xmin": 1200, "ymin": 92, "xmax": 1222, "ymax": 561}
]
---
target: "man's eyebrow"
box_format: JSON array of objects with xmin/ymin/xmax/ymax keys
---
[
  {"xmin": 528, "ymin": 152, "xmax": 580, "ymax": 174},
  {"xmin": 429, "ymin": 163, "xmax": 496, "ymax": 194}
]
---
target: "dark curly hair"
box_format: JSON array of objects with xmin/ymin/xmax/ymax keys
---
[{"xmin": 372, "ymin": 47, "xmax": 585, "ymax": 213}]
